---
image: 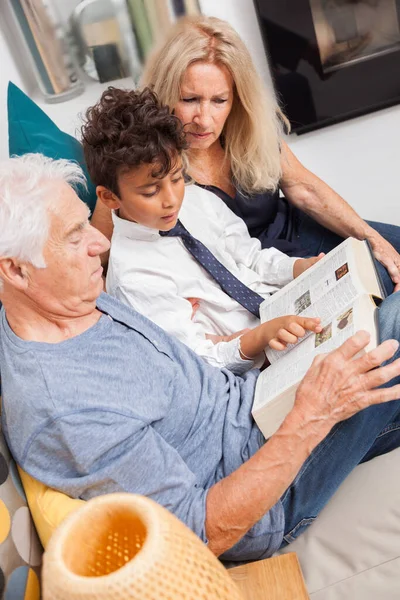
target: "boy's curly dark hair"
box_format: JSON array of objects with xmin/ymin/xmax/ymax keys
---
[{"xmin": 81, "ymin": 87, "xmax": 188, "ymax": 195}]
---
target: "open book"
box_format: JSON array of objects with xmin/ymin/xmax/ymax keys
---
[{"xmin": 252, "ymin": 238, "xmax": 386, "ymax": 439}]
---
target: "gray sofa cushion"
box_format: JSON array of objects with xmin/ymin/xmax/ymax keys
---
[{"xmin": 277, "ymin": 448, "xmax": 400, "ymax": 599}]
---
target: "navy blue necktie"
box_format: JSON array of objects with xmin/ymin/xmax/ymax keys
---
[{"xmin": 160, "ymin": 220, "xmax": 264, "ymax": 317}]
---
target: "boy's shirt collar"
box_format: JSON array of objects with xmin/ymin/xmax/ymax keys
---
[
  {"xmin": 110, "ymin": 193, "xmax": 188, "ymax": 241},
  {"xmin": 111, "ymin": 210, "xmax": 166, "ymax": 241}
]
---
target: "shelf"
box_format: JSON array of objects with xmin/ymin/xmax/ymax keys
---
[{"xmin": 34, "ymin": 76, "xmax": 133, "ymax": 137}]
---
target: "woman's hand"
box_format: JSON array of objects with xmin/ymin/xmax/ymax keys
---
[
  {"xmin": 293, "ymin": 253, "xmax": 324, "ymax": 278},
  {"xmin": 368, "ymin": 235, "xmax": 400, "ymax": 292},
  {"xmin": 263, "ymin": 316, "xmax": 322, "ymax": 351}
]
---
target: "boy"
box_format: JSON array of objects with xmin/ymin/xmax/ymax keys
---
[{"xmin": 82, "ymin": 87, "xmax": 321, "ymax": 373}]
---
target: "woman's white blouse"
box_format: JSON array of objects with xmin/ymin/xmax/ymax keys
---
[{"xmin": 106, "ymin": 184, "xmax": 298, "ymax": 374}]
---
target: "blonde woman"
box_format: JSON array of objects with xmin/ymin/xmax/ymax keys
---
[{"xmin": 91, "ymin": 15, "xmax": 400, "ymax": 295}]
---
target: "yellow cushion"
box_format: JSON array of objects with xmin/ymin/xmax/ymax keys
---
[{"xmin": 17, "ymin": 466, "xmax": 85, "ymax": 549}]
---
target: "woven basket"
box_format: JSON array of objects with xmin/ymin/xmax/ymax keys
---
[{"xmin": 42, "ymin": 493, "xmax": 244, "ymax": 599}]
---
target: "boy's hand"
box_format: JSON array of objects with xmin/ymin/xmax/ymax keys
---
[
  {"xmin": 239, "ymin": 317, "xmax": 322, "ymax": 360},
  {"xmin": 265, "ymin": 316, "xmax": 322, "ymax": 351},
  {"xmin": 293, "ymin": 253, "xmax": 325, "ymax": 278}
]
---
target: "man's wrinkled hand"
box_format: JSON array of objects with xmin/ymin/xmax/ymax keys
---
[{"xmin": 293, "ymin": 331, "xmax": 400, "ymax": 437}]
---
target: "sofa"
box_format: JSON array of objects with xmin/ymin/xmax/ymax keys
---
[
  {"xmin": 0, "ymin": 417, "xmax": 42, "ymax": 599},
  {"xmin": 1, "ymin": 82, "xmax": 399, "ymax": 599},
  {"xmin": 1, "ymin": 416, "xmax": 399, "ymax": 599},
  {"xmin": 278, "ymin": 447, "xmax": 400, "ymax": 598}
]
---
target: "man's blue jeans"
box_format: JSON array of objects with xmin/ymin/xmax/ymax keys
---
[
  {"xmin": 294, "ymin": 209, "xmax": 400, "ymax": 296},
  {"xmin": 280, "ymin": 292, "xmax": 400, "ymax": 546}
]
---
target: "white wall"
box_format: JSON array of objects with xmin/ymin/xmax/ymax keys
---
[
  {"xmin": 288, "ymin": 104, "xmax": 400, "ymax": 224},
  {"xmin": 1, "ymin": 0, "xmax": 399, "ymax": 224}
]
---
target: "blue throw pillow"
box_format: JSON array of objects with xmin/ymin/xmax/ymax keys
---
[{"xmin": 7, "ymin": 81, "xmax": 97, "ymax": 212}]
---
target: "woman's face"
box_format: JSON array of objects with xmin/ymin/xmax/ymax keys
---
[{"xmin": 175, "ymin": 62, "xmax": 234, "ymax": 151}]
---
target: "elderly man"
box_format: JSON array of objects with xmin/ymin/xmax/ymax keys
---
[{"xmin": 0, "ymin": 153, "xmax": 400, "ymax": 562}]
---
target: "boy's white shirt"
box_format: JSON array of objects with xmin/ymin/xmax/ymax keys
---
[{"xmin": 106, "ymin": 184, "xmax": 298, "ymax": 374}]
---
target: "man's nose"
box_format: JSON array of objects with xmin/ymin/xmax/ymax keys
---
[{"xmin": 88, "ymin": 227, "xmax": 110, "ymax": 256}]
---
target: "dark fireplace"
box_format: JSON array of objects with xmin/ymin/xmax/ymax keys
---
[{"xmin": 254, "ymin": 0, "xmax": 400, "ymax": 133}]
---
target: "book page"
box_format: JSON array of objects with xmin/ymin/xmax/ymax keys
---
[
  {"xmin": 253, "ymin": 295, "xmax": 376, "ymax": 411},
  {"xmin": 261, "ymin": 239, "xmax": 364, "ymax": 363}
]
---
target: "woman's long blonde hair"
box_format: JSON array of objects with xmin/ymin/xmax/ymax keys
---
[{"xmin": 142, "ymin": 15, "xmax": 289, "ymax": 194}]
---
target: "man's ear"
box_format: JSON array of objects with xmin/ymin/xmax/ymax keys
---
[
  {"xmin": 96, "ymin": 186, "xmax": 121, "ymax": 210},
  {"xmin": 0, "ymin": 258, "xmax": 29, "ymax": 291}
]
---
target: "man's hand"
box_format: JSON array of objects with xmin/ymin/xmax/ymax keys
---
[
  {"xmin": 205, "ymin": 330, "xmax": 400, "ymax": 557},
  {"xmin": 291, "ymin": 330, "xmax": 400, "ymax": 439},
  {"xmin": 293, "ymin": 253, "xmax": 325, "ymax": 278},
  {"xmin": 368, "ymin": 235, "xmax": 400, "ymax": 292},
  {"xmin": 264, "ymin": 316, "xmax": 322, "ymax": 351}
]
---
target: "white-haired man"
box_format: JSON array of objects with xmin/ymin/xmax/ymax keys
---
[{"xmin": 0, "ymin": 153, "xmax": 400, "ymax": 561}]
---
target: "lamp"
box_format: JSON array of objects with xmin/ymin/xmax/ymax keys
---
[{"xmin": 42, "ymin": 493, "xmax": 244, "ymax": 600}]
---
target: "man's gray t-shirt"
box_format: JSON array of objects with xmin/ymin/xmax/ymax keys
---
[{"xmin": 0, "ymin": 293, "xmax": 284, "ymax": 560}]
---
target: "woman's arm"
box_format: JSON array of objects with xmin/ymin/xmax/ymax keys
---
[
  {"xmin": 90, "ymin": 199, "xmax": 114, "ymax": 267},
  {"xmin": 279, "ymin": 141, "xmax": 400, "ymax": 290}
]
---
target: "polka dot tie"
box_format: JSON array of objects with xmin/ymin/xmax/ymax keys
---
[{"xmin": 160, "ymin": 220, "xmax": 264, "ymax": 317}]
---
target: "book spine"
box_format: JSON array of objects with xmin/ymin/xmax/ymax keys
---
[
  {"xmin": 126, "ymin": 0, "xmax": 153, "ymax": 60},
  {"xmin": 11, "ymin": 0, "xmax": 83, "ymax": 100},
  {"xmin": 144, "ymin": 0, "xmax": 173, "ymax": 44},
  {"xmin": 183, "ymin": 0, "xmax": 201, "ymax": 16},
  {"xmin": 364, "ymin": 238, "xmax": 387, "ymax": 298}
]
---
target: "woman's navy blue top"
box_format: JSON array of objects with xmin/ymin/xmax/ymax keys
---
[{"xmin": 197, "ymin": 183, "xmax": 305, "ymax": 257}]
